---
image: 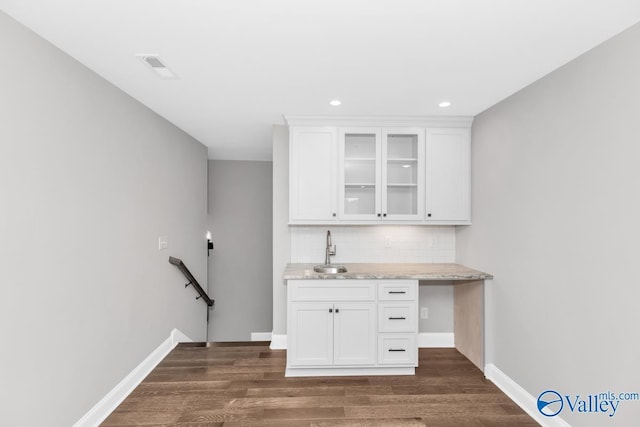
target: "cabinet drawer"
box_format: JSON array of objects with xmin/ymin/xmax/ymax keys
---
[
  {"xmin": 289, "ymin": 280, "xmax": 376, "ymax": 301},
  {"xmin": 378, "ymin": 281, "xmax": 417, "ymax": 301},
  {"xmin": 378, "ymin": 334, "xmax": 417, "ymax": 365},
  {"xmin": 378, "ymin": 303, "xmax": 417, "ymax": 333}
]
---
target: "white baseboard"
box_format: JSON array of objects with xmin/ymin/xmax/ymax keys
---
[
  {"xmin": 418, "ymin": 332, "xmax": 454, "ymax": 348},
  {"xmin": 73, "ymin": 328, "xmax": 193, "ymax": 427},
  {"xmin": 269, "ymin": 333, "xmax": 287, "ymax": 349},
  {"xmin": 485, "ymin": 363, "xmax": 571, "ymax": 427},
  {"xmin": 251, "ymin": 332, "xmax": 272, "ymax": 341},
  {"xmin": 171, "ymin": 328, "xmax": 193, "ymax": 345}
]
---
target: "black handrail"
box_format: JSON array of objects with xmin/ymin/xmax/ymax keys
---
[{"xmin": 169, "ymin": 256, "xmax": 214, "ymax": 307}]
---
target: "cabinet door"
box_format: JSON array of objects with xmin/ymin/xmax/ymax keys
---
[
  {"xmin": 338, "ymin": 128, "xmax": 382, "ymax": 221},
  {"xmin": 333, "ymin": 303, "xmax": 376, "ymax": 365},
  {"xmin": 288, "ymin": 302, "xmax": 334, "ymax": 366},
  {"xmin": 425, "ymin": 128, "xmax": 471, "ymax": 223},
  {"xmin": 382, "ymin": 128, "xmax": 425, "ymax": 220},
  {"xmin": 290, "ymin": 127, "xmax": 338, "ymax": 222}
]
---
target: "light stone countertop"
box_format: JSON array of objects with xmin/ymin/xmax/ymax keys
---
[{"xmin": 283, "ymin": 263, "xmax": 493, "ymax": 281}]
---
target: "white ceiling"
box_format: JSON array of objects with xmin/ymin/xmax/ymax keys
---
[{"xmin": 2, "ymin": 1, "xmax": 640, "ymax": 160}]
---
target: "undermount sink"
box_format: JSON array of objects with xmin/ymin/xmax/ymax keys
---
[{"xmin": 313, "ymin": 265, "xmax": 347, "ymax": 274}]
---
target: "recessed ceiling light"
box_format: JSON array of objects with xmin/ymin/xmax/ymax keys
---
[
  {"xmin": 402, "ymin": 164, "xmax": 411, "ymax": 168},
  {"xmin": 329, "ymin": 99, "xmax": 342, "ymax": 106},
  {"xmin": 438, "ymin": 101, "xmax": 452, "ymax": 108}
]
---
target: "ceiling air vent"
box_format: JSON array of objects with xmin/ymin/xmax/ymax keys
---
[
  {"xmin": 144, "ymin": 56, "xmax": 165, "ymax": 68},
  {"xmin": 136, "ymin": 54, "xmax": 178, "ymax": 79}
]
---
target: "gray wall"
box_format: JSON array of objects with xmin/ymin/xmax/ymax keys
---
[
  {"xmin": 0, "ymin": 12, "xmax": 208, "ymax": 427},
  {"xmin": 207, "ymin": 160, "xmax": 273, "ymax": 340},
  {"xmin": 457, "ymin": 22, "xmax": 640, "ymax": 426},
  {"xmin": 418, "ymin": 282, "xmax": 453, "ymax": 333},
  {"xmin": 272, "ymin": 125, "xmax": 290, "ymax": 336}
]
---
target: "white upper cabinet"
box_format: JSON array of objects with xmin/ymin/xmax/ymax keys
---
[
  {"xmin": 289, "ymin": 127, "xmax": 338, "ymax": 223},
  {"xmin": 382, "ymin": 128, "xmax": 425, "ymax": 221},
  {"xmin": 338, "ymin": 128, "xmax": 381, "ymax": 221},
  {"xmin": 425, "ymin": 128, "xmax": 471, "ymax": 223},
  {"xmin": 286, "ymin": 116, "xmax": 472, "ymax": 225},
  {"xmin": 338, "ymin": 127, "xmax": 425, "ymax": 222}
]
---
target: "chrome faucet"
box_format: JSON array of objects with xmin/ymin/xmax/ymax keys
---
[{"xmin": 325, "ymin": 230, "xmax": 336, "ymax": 265}]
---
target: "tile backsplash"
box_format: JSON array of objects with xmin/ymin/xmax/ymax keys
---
[{"xmin": 290, "ymin": 225, "xmax": 455, "ymax": 264}]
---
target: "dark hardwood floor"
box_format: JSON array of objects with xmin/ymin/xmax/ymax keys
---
[{"xmin": 102, "ymin": 342, "xmax": 538, "ymax": 426}]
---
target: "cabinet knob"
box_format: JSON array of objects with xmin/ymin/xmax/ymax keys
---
[
  {"xmin": 377, "ymin": 213, "xmax": 381, "ymax": 217},
  {"xmin": 329, "ymin": 308, "xmax": 333, "ymax": 313},
  {"xmin": 427, "ymin": 213, "xmax": 432, "ymax": 217},
  {"xmin": 332, "ymin": 213, "xmax": 336, "ymax": 217},
  {"xmin": 383, "ymin": 213, "xmax": 387, "ymax": 217},
  {"xmin": 335, "ymin": 308, "xmax": 339, "ymax": 313}
]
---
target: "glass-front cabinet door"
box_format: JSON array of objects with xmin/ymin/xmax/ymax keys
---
[
  {"xmin": 339, "ymin": 127, "xmax": 424, "ymax": 221},
  {"xmin": 338, "ymin": 128, "xmax": 382, "ymax": 221},
  {"xmin": 382, "ymin": 128, "xmax": 425, "ymax": 220}
]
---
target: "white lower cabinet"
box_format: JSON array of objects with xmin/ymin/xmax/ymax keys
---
[
  {"xmin": 288, "ymin": 302, "xmax": 375, "ymax": 366},
  {"xmin": 286, "ymin": 279, "xmax": 418, "ymax": 376}
]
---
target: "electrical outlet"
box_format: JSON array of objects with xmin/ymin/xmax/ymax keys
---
[
  {"xmin": 158, "ymin": 235, "xmax": 169, "ymax": 250},
  {"xmin": 384, "ymin": 236, "xmax": 392, "ymax": 248},
  {"xmin": 427, "ymin": 237, "xmax": 438, "ymax": 248},
  {"xmin": 420, "ymin": 307, "xmax": 429, "ymax": 319}
]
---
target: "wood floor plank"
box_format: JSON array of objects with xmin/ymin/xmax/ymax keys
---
[
  {"xmin": 421, "ymin": 417, "xmax": 483, "ymax": 427},
  {"xmin": 313, "ymin": 419, "xmax": 426, "ymax": 427},
  {"xmin": 145, "ymin": 371, "xmax": 265, "ymax": 382},
  {"xmin": 225, "ymin": 395, "xmax": 370, "ymax": 410},
  {"xmin": 259, "ymin": 350, "xmax": 286, "ymax": 358},
  {"xmin": 367, "ymin": 393, "xmax": 521, "ymax": 405},
  {"xmin": 246, "ymin": 386, "xmax": 346, "ymax": 398},
  {"xmin": 101, "ymin": 410, "xmax": 181, "ymax": 426},
  {"xmin": 219, "ymin": 420, "xmax": 312, "ymax": 427},
  {"xmin": 131, "ymin": 380, "xmax": 232, "ymax": 393},
  {"xmin": 158, "ymin": 359, "xmax": 236, "ymax": 368},
  {"xmin": 104, "ymin": 345, "xmax": 537, "ymax": 426},
  {"xmin": 262, "ymin": 406, "xmax": 346, "ymax": 420},
  {"xmin": 345, "ymin": 402, "xmax": 521, "ymax": 418},
  {"xmin": 228, "ymin": 377, "xmax": 370, "ymax": 389},
  {"xmin": 343, "ymin": 385, "xmax": 393, "ymax": 396},
  {"xmin": 476, "ymin": 415, "xmax": 540, "ymax": 426},
  {"xmin": 175, "ymin": 408, "xmax": 264, "ymax": 423}
]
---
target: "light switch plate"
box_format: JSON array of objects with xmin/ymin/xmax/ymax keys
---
[
  {"xmin": 420, "ymin": 307, "xmax": 429, "ymax": 319},
  {"xmin": 158, "ymin": 235, "xmax": 169, "ymax": 250}
]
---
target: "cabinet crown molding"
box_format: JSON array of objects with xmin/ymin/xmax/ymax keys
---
[{"xmin": 283, "ymin": 115, "xmax": 474, "ymax": 128}]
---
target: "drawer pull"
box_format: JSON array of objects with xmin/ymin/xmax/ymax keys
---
[
  {"xmin": 388, "ymin": 348, "xmax": 406, "ymax": 352},
  {"xmin": 388, "ymin": 316, "xmax": 406, "ymax": 320},
  {"xmin": 388, "ymin": 291, "xmax": 406, "ymax": 294}
]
